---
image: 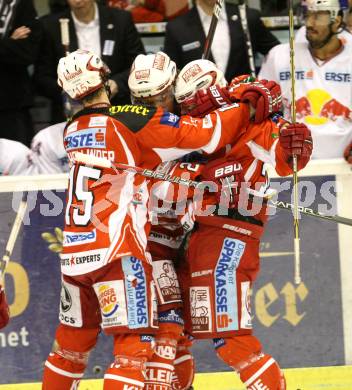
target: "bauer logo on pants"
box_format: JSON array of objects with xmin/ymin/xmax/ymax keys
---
[
  {"xmin": 215, "ymin": 238, "xmax": 245, "ymax": 332},
  {"xmin": 122, "ymin": 256, "xmax": 149, "ymax": 329},
  {"xmin": 190, "ymin": 287, "xmax": 212, "ymax": 332}
]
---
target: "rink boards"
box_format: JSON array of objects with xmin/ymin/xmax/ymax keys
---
[
  {"xmin": 0, "ymin": 159, "xmax": 352, "ymax": 385},
  {"xmin": 1, "ymin": 366, "xmax": 352, "ymax": 389}
]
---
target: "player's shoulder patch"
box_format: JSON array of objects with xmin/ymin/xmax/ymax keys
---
[
  {"xmin": 109, "ymin": 104, "xmax": 157, "ymax": 133},
  {"xmin": 159, "ymin": 111, "xmax": 180, "ymax": 128}
]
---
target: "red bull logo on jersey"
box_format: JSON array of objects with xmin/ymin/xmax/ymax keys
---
[
  {"xmin": 122, "ymin": 256, "xmax": 149, "ymax": 329},
  {"xmin": 215, "ymin": 238, "xmax": 245, "ymax": 332},
  {"xmin": 98, "ymin": 284, "xmax": 119, "ymax": 318},
  {"xmin": 294, "ymin": 89, "xmax": 352, "ymax": 125}
]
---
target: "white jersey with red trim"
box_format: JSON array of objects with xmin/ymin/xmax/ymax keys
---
[
  {"xmin": 259, "ymin": 42, "xmax": 352, "ymax": 159},
  {"xmin": 30, "ymin": 122, "xmax": 69, "ymax": 174},
  {"xmin": 61, "ymin": 103, "xmax": 250, "ymax": 276},
  {"xmin": 0, "ymin": 139, "xmax": 33, "ymax": 176}
]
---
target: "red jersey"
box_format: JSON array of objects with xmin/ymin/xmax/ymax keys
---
[
  {"xmin": 60, "ymin": 103, "xmax": 250, "ymax": 276},
  {"xmin": 148, "ymin": 115, "xmax": 297, "ymax": 235}
]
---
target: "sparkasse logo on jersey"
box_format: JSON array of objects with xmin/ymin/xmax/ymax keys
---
[{"xmin": 215, "ymin": 238, "xmax": 245, "ymax": 332}]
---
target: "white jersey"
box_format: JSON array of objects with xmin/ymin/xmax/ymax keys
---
[
  {"xmin": 295, "ymin": 25, "xmax": 352, "ymax": 46},
  {"xmin": 31, "ymin": 122, "xmax": 69, "ymax": 174},
  {"xmin": 0, "ymin": 139, "xmax": 33, "ymax": 175},
  {"xmin": 259, "ymin": 42, "xmax": 352, "ymax": 159}
]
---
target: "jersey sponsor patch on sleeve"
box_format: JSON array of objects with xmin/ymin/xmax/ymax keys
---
[{"xmin": 160, "ymin": 112, "xmax": 180, "ymax": 128}]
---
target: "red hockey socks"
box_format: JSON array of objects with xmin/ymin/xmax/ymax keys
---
[{"xmin": 42, "ymin": 352, "xmax": 85, "ymax": 390}]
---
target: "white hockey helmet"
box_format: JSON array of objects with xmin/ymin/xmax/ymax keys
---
[
  {"xmin": 302, "ymin": 0, "xmax": 346, "ymax": 19},
  {"xmin": 128, "ymin": 52, "xmax": 177, "ymax": 98},
  {"xmin": 57, "ymin": 49, "xmax": 110, "ymax": 100},
  {"xmin": 175, "ymin": 59, "xmax": 227, "ymax": 104}
]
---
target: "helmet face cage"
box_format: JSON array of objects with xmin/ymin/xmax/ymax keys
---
[{"xmin": 57, "ymin": 50, "xmax": 110, "ymax": 100}]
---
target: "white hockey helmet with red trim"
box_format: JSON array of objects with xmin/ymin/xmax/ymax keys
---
[
  {"xmin": 302, "ymin": 0, "xmax": 345, "ymax": 19},
  {"xmin": 57, "ymin": 49, "xmax": 110, "ymax": 100},
  {"xmin": 175, "ymin": 59, "xmax": 227, "ymax": 104},
  {"xmin": 128, "ymin": 51, "xmax": 177, "ymax": 98}
]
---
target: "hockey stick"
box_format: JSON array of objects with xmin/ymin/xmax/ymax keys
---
[
  {"xmin": 73, "ymin": 152, "xmax": 352, "ymax": 227},
  {"xmin": 74, "ymin": 152, "xmax": 205, "ymax": 189},
  {"xmin": 268, "ymin": 200, "xmax": 352, "ymax": 227},
  {"xmin": 59, "ymin": 18, "xmax": 70, "ymax": 56},
  {"xmin": 202, "ymin": 0, "xmax": 225, "ymax": 60},
  {"xmin": 288, "ymin": 0, "xmax": 301, "ymax": 285},
  {"xmin": 237, "ymin": 0, "xmax": 256, "ymax": 77},
  {"xmin": 0, "ymin": 195, "xmax": 27, "ymax": 284}
]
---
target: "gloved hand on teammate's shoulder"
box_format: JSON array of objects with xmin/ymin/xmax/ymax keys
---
[
  {"xmin": 200, "ymin": 157, "xmax": 244, "ymax": 209},
  {"xmin": 344, "ymin": 141, "xmax": 352, "ymax": 164},
  {"xmin": 227, "ymin": 76, "xmax": 282, "ymax": 124},
  {"xmin": 0, "ymin": 286, "xmax": 10, "ymax": 330},
  {"xmin": 279, "ymin": 121, "xmax": 313, "ymax": 170},
  {"xmin": 186, "ymin": 74, "xmax": 282, "ymax": 123},
  {"xmin": 186, "ymin": 75, "xmax": 253, "ymax": 117},
  {"xmin": 186, "ymin": 85, "xmax": 233, "ymax": 117}
]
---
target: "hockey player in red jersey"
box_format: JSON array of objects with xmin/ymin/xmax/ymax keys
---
[
  {"xmin": 42, "ymin": 49, "xmax": 278, "ymax": 390},
  {"xmin": 163, "ymin": 59, "xmax": 314, "ymax": 390},
  {"xmin": 127, "ymin": 51, "xmax": 287, "ymax": 390}
]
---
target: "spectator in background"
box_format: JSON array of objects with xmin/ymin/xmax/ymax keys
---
[
  {"xmin": 106, "ymin": 0, "xmax": 166, "ymax": 23},
  {"xmin": 259, "ymin": 0, "xmax": 352, "ymax": 160},
  {"xmin": 163, "ymin": 0, "xmax": 280, "ymax": 82},
  {"xmin": 30, "ymin": 122, "xmax": 69, "ymax": 174},
  {"xmin": 0, "ymin": 138, "xmax": 33, "ymax": 175},
  {"xmin": 34, "ymin": 0, "xmax": 145, "ymax": 124},
  {"xmin": 0, "ymin": 0, "xmax": 41, "ymax": 146}
]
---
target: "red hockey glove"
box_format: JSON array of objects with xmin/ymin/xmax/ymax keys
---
[
  {"xmin": 279, "ymin": 122, "xmax": 313, "ymax": 170},
  {"xmin": 321, "ymin": 99, "xmax": 352, "ymax": 121},
  {"xmin": 228, "ymin": 79, "xmax": 282, "ymax": 124},
  {"xmin": 201, "ymin": 158, "xmax": 244, "ymax": 208},
  {"xmin": 185, "ymin": 85, "xmax": 233, "ymax": 117},
  {"xmin": 0, "ymin": 286, "xmax": 10, "ymax": 330},
  {"xmin": 344, "ymin": 141, "xmax": 352, "ymax": 164},
  {"xmin": 227, "ymin": 74, "xmax": 257, "ymax": 97}
]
